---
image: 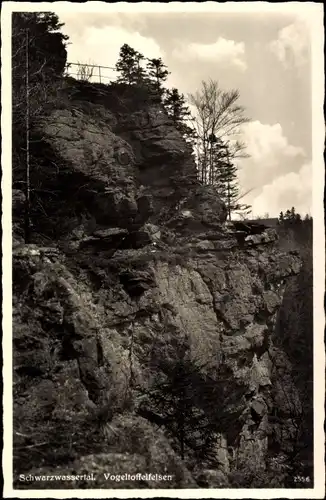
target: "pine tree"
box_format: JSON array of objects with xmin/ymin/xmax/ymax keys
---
[
  {"xmin": 145, "ymin": 57, "xmax": 170, "ymax": 98},
  {"xmin": 163, "ymin": 88, "xmax": 197, "ymax": 144},
  {"xmin": 12, "ymin": 12, "xmax": 68, "ymax": 135},
  {"xmin": 279, "ymin": 211, "xmax": 285, "ymax": 224},
  {"xmin": 284, "ymin": 209, "xmax": 292, "ymax": 221},
  {"xmin": 289, "ymin": 207, "xmax": 302, "ymax": 224},
  {"xmin": 281, "ymin": 207, "xmax": 302, "ymax": 226},
  {"xmin": 138, "ymin": 354, "xmax": 221, "ymax": 462},
  {"xmin": 205, "ymin": 136, "xmax": 224, "ymax": 185},
  {"xmin": 12, "ymin": 12, "xmax": 68, "ymax": 81},
  {"xmin": 115, "ymin": 44, "xmax": 146, "ymax": 85},
  {"xmin": 210, "ymin": 141, "xmax": 251, "ymax": 220},
  {"xmin": 134, "ymin": 51, "xmax": 146, "ymax": 84},
  {"xmin": 216, "ymin": 158, "xmax": 239, "ymax": 221},
  {"xmin": 278, "ymin": 208, "xmax": 304, "ymax": 238},
  {"xmin": 12, "ymin": 12, "xmax": 68, "ymax": 131}
]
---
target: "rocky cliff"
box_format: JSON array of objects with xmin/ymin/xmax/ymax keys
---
[{"xmin": 13, "ymin": 80, "xmax": 304, "ymax": 489}]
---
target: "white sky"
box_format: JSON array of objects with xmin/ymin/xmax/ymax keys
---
[{"xmin": 18, "ymin": 4, "xmax": 325, "ymax": 217}]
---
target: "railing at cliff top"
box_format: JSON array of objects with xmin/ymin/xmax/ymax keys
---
[{"xmin": 64, "ymin": 62, "xmax": 117, "ymax": 84}]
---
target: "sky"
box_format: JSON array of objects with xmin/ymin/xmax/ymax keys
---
[{"xmin": 51, "ymin": 4, "xmax": 320, "ymax": 217}]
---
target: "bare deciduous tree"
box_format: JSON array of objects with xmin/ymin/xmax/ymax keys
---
[{"xmin": 188, "ymin": 79, "xmax": 250, "ymax": 186}]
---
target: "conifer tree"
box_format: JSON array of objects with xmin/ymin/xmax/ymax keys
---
[
  {"xmin": 212, "ymin": 141, "xmax": 251, "ymax": 220},
  {"xmin": 163, "ymin": 88, "xmax": 197, "ymax": 144},
  {"xmin": 279, "ymin": 211, "xmax": 285, "ymax": 224},
  {"xmin": 145, "ymin": 57, "xmax": 170, "ymax": 98},
  {"xmin": 138, "ymin": 331, "xmax": 246, "ymax": 464},
  {"xmin": 138, "ymin": 350, "xmax": 226, "ymax": 462},
  {"xmin": 216, "ymin": 151, "xmax": 239, "ymax": 221},
  {"xmin": 115, "ymin": 44, "xmax": 146, "ymax": 85},
  {"xmin": 12, "ymin": 12, "xmax": 68, "ymax": 134},
  {"xmin": 134, "ymin": 51, "xmax": 146, "ymax": 84},
  {"xmin": 12, "ymin": 12, "xmax": 68, "ymax": 81},
  {"xmin": 279, "ymin": 207, "xmax": 302, "ymax": 227}
]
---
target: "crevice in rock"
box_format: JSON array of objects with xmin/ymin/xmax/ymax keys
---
[
  {"xmin": 127, "ymin": 323, "xmax": 136, "ymax": 390},
  {"xmin": 96, "ymin": 335, "xmax": 104, "ymax": 368}
]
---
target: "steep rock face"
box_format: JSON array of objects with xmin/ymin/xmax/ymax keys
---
[
  {"xmin": 22, "ymin": 82, "xmax": 198, "ymax": 242},
  {"xmin": 13, "ymin": 81, "xmax": 302, "ymax": 488},
  {"xmin": 13, "ymin": 239, "xmax": 301, "ymax": 486}
]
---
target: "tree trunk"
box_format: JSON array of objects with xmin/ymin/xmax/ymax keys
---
[
  {"xmin": 209, "ymin": 143, "xmax": 213, "ymax": 184},
  {"xmin": 227, "ymin": 180, "xmax": 231, "ymax": 221}
]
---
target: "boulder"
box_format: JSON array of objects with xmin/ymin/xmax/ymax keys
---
[{"xmin": 251, "ymin": 398, "xmax": 268, "ymax": 421}]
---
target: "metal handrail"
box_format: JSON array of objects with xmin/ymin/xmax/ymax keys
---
[
  {"xmin": 65, "ymin": 71, "xmax": 114, "ymax": 81},
  {"xmin": 65, "ymin": 62, "xmax": 117, "ymax": 83},
  {"xmin": 66, "ymin": 62, "xmax": 116, "ymax": 71}
]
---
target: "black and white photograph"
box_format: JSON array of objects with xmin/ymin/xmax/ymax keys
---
[{"xmin": 1, "ymin": 1, "xmax": 325, "ymax": 497}]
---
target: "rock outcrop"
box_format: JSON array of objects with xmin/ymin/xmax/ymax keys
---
[{"xmin": 12, "ymin": 80, "xmax": 304, "ymax": 489}]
